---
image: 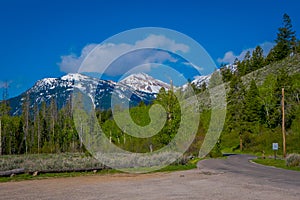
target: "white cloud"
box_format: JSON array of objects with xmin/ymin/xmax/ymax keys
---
[
  {"xmin": 182, "ymin": 62, "xmax": 204, "ymax": 72},
  {"xmin": 217, "ymin": 41, "xmax": 275, "ymax": 64},
  {"xmin": 59, "ymin": 43, "xmax": 98, "ymax": 73},
  {"xmin": 58, "ymin": 35, "xmax": 189, "ymax": 75},
  {"xmin": 217, "ymin": 51, "xmax": 236, "ymax": 64},
  {"xmin": 135, "ymin": 34, "xmax": 189, "ymax": 53}
]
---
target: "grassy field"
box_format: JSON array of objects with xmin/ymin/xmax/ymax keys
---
[{"xmin": 253, "ymin": 158, "xmax": 300, "ymax": 172}]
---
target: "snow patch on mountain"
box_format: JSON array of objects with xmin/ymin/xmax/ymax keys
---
[
  {"xmin": 120, "ymin": 73, "xmax": 170, "ymax": 94},
  {"xmin": 9, "ymin": 73, "xmax": 161, "ymax": 115},
  {"xmin": 191, "ymin": 75, "xmax": 211, "ymax": 87},
  {"xmin": 223, "ymin": 64, "xmax": 238, "ymax": 72}
]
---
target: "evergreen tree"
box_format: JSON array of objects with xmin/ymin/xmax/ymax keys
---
[
  {"xmin": 274, "ymin": 69, "xmax": 295, "ymax": 129},
  {"xmin": 262, "ymin": 69, "xmax": 294, "ymax": 129},
  {"xmin": 243, "ymin": 51, "xmax": 252, "ymax": 74},
  {"xmin": 220, "ymin": 64, "xmax": 233, "ymax": 83},
  {"xmin": 271, "ymin": 13, "xmax": 296, "ymax": 61},
  {"xmin": 33, "ymin": 104, "xmax": 41, "ymax": 153},
  {"xmin": 251, "ymin": 46, "xmax": 265, "ymax": 71},
  {"xmin": 237, "ymin": 51, "xmax": 251, "ymax": 76},
  {"xmin": 48, "ymin": 98, "xmax": 58, "ymax": 152},
  {"xmin": 225, "ymin": 74, "xmax": 246, "ymax": 150},
  {"xmin": 265, "ymin": 48, "xmax": 276, "ymax": 64},
  {"xmin": 40, "ymin": 101, "xmax": 49, "ymax": 152},
  {"xmin": 296, "ymin": 40, "xmax": 300, "ymax": 54},
  {"xmin": 243, "ymin": 80, "xmax": 263, "ymax": 134},
  {"xmin": 20, "ymin": 93, "xmax": 30, "ymax": 154}
]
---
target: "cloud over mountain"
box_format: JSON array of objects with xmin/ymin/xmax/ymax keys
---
[
  {"xmin": 217, "ymin": 41, "xmax": 275, "ymax": 64},
  {"xmin": 58, "ymin": 35, "xmax": 190, "ymax": 76}
]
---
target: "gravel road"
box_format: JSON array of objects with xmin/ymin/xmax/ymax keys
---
[{"xmin": 0, "ymin": 155, "xmax": 299, "ymax": 200}]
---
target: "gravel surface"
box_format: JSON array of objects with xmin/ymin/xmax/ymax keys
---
[{"xmin": 1, "ymin": 155, "xmax": 299, "ymax": 200}]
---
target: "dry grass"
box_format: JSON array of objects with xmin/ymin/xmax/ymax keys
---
[
  {"xmin": 0, "ymin": 153, "xmax": 104, "ymax": 172},
  {"xmin": 286, "ymin": 153, "xmax": 300, "ymax": 167}
]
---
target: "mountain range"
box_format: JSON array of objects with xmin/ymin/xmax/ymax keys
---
[
  {"xmin": 6, "ymin": 73, "xmax": 170, "ymax": 115},
  {"xmin": 6, "ymin": 71, "xmax": 216, "ymax": 115}
]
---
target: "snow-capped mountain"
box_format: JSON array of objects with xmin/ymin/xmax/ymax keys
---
[
  {"xmin": 191, "ymin": 75, "xmax": 211, "ymax": 88},
  {"xmin": 225, "ymin": 63, "xmax": 238, "ymax": 72},
  {"xmin": 120, "ymin": 73, "xmax": 170, "ymax": 94},
  {"xmin": 8, "ymin": 71, "xmax": 222, "ymax": 115},
  {"xmin": 183, "ymin": 63, "xmax": 238, "ymax": 89},
  {"xmin": 8, "ymin": 73, "xmax": 167, "ymax": 115},
  {"xmin": 181, "ymin": 74, "xmax": 211, "ymax": 91}
]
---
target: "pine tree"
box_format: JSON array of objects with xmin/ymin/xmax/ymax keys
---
[
  {"xmin": 33, "ymin": 104, "xmax": 41, "ymax": 153},
  {"xmin": 297, "ymin": 40, "xmax": 300, "ymax": 54},
  {"xmin": 243, "ymin": 80, "xmax": 262, "ymax": 133},
  {"xmin": 251, "ymin": 46, "xmax": 265, "ymax": 71},
  {"xmin": 225, "ymin": 74, "xmax": 246, "ymax": 150},
  {"xmin": 48, "ymin": 98, "xmax": 58, "ymax": 152},
  {"xmin": 220, "ymin": 64, "xmax": 233, "ymax": 83},
  {"xmin": 274, "ymin": 69, "xmax": 295, "ymax": 129},
  {"xmin": 237, "ymin": 51, "xmax": 251, "ymax": 76},
  {"xmin": 20, "ymin": 93, "xmax": 30, "ymax": 154},
  {"xmin": 40, "ymin": 101, "xmax": 48, "ymax": 152},
  {"xmin": 271, "ymin": 13, "xmax": 296, "ymax": 61},
  {"xmin": 262, "ymin": 69, "xmax": 294, "ymax": 129}
]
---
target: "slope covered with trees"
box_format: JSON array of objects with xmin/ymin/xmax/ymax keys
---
[{"xmin": 218, "ymin": 13, "xmax": 300, "ymax": 155}]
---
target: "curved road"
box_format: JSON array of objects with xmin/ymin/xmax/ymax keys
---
[
  {"xmin": 198, "ymin": 154, "xmax": 300, "ymax": 187},
  {"xmin": 0, "ymin": 154, "xmax": 299, "ymax": 200}
]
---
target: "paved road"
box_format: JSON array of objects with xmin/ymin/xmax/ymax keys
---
[
  {"xmin": 198, "ymin": 154, "xmax": 300, "ymax": 187},
  {"xmin": 0, "ymin": 155, "xmax": 299, "ymax": 200}
]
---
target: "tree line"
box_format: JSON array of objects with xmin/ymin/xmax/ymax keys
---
[{"xmin": 0, "ymin": 97, "xmax": 79, "ymax": 155}]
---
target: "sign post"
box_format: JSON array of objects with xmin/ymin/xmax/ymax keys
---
[{"xmin": 272, "ymin": 143, "xmax": 279, "ymax": 160}]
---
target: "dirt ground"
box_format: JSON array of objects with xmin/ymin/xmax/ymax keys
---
[{"xmin": 0, "ymin": 167, "xmax": 299, "ymax": 200}]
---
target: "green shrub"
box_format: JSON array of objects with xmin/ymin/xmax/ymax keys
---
[{"xmin": 208, "ymin": 141, "xmax": 222, "ymax": 158}]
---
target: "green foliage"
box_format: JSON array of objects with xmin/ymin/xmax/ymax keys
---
[
  {"xmin": 236, "ymin": 46, "xmax": 265, "ymax": 76},
  {"xmin": 253, "ymin": 158, "xmax": 300, "ymax": 172},
  {"xmin": 220, "ymin": 64, "xmax": 233, "ymax": 82},
  {"xmin": 0, "ymin": 96, "xmax": 80, "ymax": 155},
  {"xmin": 99, "ymin": 88, "xmax": 182, "ymax": 153},
  {"xmin": 245, "ymin": 80, "xmax": 261, "ymax": 120},
  {"xmin": 208, "ymin": 140, "xmax": 222, "ymax": 158},
  {"xmin": 217, "ymin": 48, "xmax": 300, "ymax": 154},
  {"xmin": 186, "ymin": 109, "xmax": 211, "ymax": 156},
  {"xmin": 251, "ymin": 46, "xmax": 265, "ymax": 70},
  {"xmin": 288, "ymin": 105, "xmax": 300, "ymax": 153},
  {"xmin": 267, "ymin": 13, "xmax": 296, "ymax": 62},
  {"xmin": 225, "ymin": 74, "xmax": 246, "ymax": 137}
]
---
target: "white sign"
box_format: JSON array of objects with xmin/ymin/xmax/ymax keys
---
[{"xmin": 272, "ymin": 143, "xmax": 279, "ymax": 150}]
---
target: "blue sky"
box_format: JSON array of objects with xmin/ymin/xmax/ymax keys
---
[{"xmin": 0, "ymin": 0, "xmax": 300, "ymax": 98}]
